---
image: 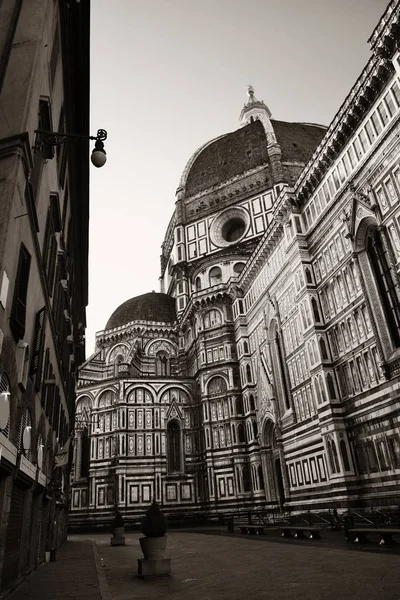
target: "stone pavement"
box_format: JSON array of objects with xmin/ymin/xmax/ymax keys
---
[
  {"xmin": 5, "ymin": 531, "xmax": 400, "ymax": 600},
  {"xmin": 4, "ymin": 539, "xmax": 103, "ymax": 600}
]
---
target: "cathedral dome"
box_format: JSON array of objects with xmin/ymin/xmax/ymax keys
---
[
  {"xmin": 105, "ymin": 292, "xmax": 176, "ymax": 330},
  {"xmin": 179, "ymin": 87, "xmax": 327, "ymax": 198},
  {"xmin": 185, "ymin": 120, "xmax": 269, "ymax": 197}
]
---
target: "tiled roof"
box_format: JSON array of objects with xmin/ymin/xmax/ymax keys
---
[
  {"xmin": 184, "ymin": 119, "xmax": 327, "ymax": 198},
  {"xmin": 185, "ymin": 120, "xmax": 268, "ymax": 197},
  {"xmin": 271, "ymin": 120, "xmax": 327, "ymax": 163},
  {"xmin": 105, "ymin": 292, "xmax": 176, "ymax": 330}
]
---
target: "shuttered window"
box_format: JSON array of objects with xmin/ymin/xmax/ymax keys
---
[
  {"xmin": 30, "ymin": 307, "xmax": 46, "ymax": 390},
  {"xmin": 10, "ymin": 244, "xmax": 31, "ymax": 340},
  {"xmin": 43, "ymin": 195, "xmax": 61, "ymax": 297}
]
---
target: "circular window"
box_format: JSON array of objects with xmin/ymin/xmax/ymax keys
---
[
  {"xmin": 221, "ymin": 218, "xmax": 246, "ymax": 242},
  {"xmin": 210, "ymin": 207, "xmax": 250, "ymax": 248},
  {"xmin": 233, "ymin": 262, "xmax": 245, "ymax": 275}
]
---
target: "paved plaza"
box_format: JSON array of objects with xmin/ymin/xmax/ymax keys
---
[{"xmin": 5, "ymin": 531, "xmax": 400, "ymax": 600}]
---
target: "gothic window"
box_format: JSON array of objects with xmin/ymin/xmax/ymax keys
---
[
  {"xmin": 319, "ymin": 338, "xmax": 329, "ymax": 360},
  {"xmin": 249, "ymin": 394, "xmax": 255, "ymax": 411},
  {"xmin": 246, "ymin": 364, "xmax": 252, "ymax": 383},
  {"xmin": 326, "ymin": 373, "xmax": 336, "ymax": 400},
  {"xmin": 242, "ymin": 464, "xmax": 251, "ymax": 491},
  {"xmin": 237, "ymin": 422, "xmax": 246, "ymax": 443},
  {"xmin": 311, "ymin": 298, "xmax": 320, "ymax": 322},
  {"xmin": 305, "ymin": 267, "xmax": 313, "ymax": 284},
  {"xmin": 236, "ymin": 397, "xmax": 244, "ymax": 415},
  {"xmin": 327, "ymin": 439, "xmax": 340, "ymax": 474},
  {"xmin": 257, "ymin": 464, "xmax": 264, "ymax": 490},
  {"xmin": 209, "ymin": 266, "xmax": 222, "ymax": 287},
  {"xmin": 366, "ymin": 228, "xmax": 400, "ymax": 347},
  {"xmin": 81, "ymin": 427, "xmax": 90, "ymax": 478},
  {"xmin": 204, "ymin": 308, "xmax": 222, "ymax": 328},
  {"xmin": 167, "ymin": 420, "xmax": 181, "ymax": 472},
  {"xmin": 208, "ymin": 376, "xmax": 227, "ymax": 396},
  {"xmin": 270, "ymin": 325, "xmax": 290, "ymax": 412},
  {"xmin": 365, "ymin": 441, "xmax": 379, "ymax": 472},
  {"xmin": 243, "ymin": 341, "xmax": 249, "ymax": 354},
  {"xmin": 232, "ymin": 424, "xmax": 236, "ymax": 443},
  {"xmin": 195, "ymin": 276, "xmax": 202, "ymax": 291},
  {"xmin": 340, "ymin": 439, "xmax": 351, "ymax": 472},
  {"xmin": 156, "ymin": 351, "xmax": 170, "ymax": 376}
]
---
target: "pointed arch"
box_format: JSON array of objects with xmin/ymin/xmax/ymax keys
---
[
  {"xmin": 167, "ymin": 419, "xmax": 182, "ymax": 473},
  {"xmin": 268, "ymin": 319, "xmax": 290, "ymax": 413}
]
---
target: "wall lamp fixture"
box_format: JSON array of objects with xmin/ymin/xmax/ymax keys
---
[{"xmin": 34, "ymin": 128, "xmax": 108, "ymax": 168}]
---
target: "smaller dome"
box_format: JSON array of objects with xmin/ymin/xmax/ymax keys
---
[{"xmin": 105, "ymin": 292, "xmax": 176, "ymax": 330}]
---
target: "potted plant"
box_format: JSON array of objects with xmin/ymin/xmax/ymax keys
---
[
  {"xmin": 139, "ymin": 500, "xmax": 167, "ymax": 560},
  {"xmin": 110, "ymin": 510, "xmax": 125, "ymax": 546}
]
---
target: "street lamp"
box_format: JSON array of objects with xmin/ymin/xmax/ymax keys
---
[{"xmin": 34, "ymin": 128, "xmax": 108, "ymax": 168}]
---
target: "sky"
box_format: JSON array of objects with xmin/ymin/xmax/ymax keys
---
[{"xmin": 87, "ymin": 0, "xmax": 388, "ymax": 356}]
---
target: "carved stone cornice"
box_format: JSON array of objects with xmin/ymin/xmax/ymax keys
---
[{"xmin": 295, "ymin": 0, "xmax": 400, "ymax": 203}]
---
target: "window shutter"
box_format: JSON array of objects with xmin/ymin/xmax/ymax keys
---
[
  {"xmin": 30, "ymin": 307, "xmax": 46, "ymax": 390},
  {"xmin": 10, "ymin": 245, "xmax": 31, "ymax": 340}
]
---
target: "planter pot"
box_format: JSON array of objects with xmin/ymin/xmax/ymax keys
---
[
  {"xmin": 139, "ymin": 535, "xmax": 167, "ymax": 560},
  {"xmin": 111, "ymin": 526, "xmax": 125, "ymax": 546}
]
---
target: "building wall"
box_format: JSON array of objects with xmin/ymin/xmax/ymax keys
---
[
  {"xmin": 0, "ymin": 0, "xmax": 89, "ymax": 590},
  {"xmin": 72, "ymin": 1, "xmax": 400, "ymax": 529}
]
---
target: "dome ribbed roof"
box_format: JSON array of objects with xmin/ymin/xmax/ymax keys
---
[
  {"xmin": 184, "ymin": 119, "xmax": 326, "ymax": 198},
  {"xmin": 185, "ymin": 120, "xmax": 268, "ymax": 197},
  {"xmin": 105, "ymin": 292, "xmax": 176, "ymax": 330}
]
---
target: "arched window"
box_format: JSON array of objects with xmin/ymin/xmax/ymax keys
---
[
  {"xmin": 156, "ymin": 351, "xmax": 170, "ymax": 376},
  {"xmin": 340, "ymin": 439, "xmax": 351, "ymax": 472},
  {"xmin": 235, "ymin": 396, "xmax": 244, "ymax": 415},
  {"xmin": 326, "ymin": 373, "xmax": 336, "ymax": 399},
  {"xmin": 331, "ymin": 439, "xmax": 340, "ymax": 472},
  {"xmin": 270, "ymin": 325, "xmax": 290, "ymax": 412},
  {"xmin": 327, "ymin": 440, "xmax": 337, "ymax": 474},
  {"xmin": 249, "ymin": 394, "xmax": 255, "ymax": 411},
  {"xmin": 237, "ymin": 422, "xmax": 245, "ymax": 443},
  {"xmin": 367, "ymin": 228, "xmax": 400, "ymax": 347},
  {"xmin": 204, "ymin": 309, "xmax": 222, "ymax": 329},
  {"xmin": 242, "ymin": 464, "xmax": 251, "ymax": 491},
  {"xmin": 319, "ymin": 338, "xmax": 329, "ymax": 360},
  {"xmin": 257, "ymin": 464, "xmax": 264, "ymax": 490},
  {"xmin": 246, "ymin": 364, "xmax": 252, "ymax": 383},
  {"xmin": 209, "ymin": 266, "xmax": 222, "ymax": 287},
  {"xmin": 233, "ymin": 262, "xmax": 245, "ymax": 275},
  {"xmin": 167, "ymin": 420, "xmax": 181, "ymax": 472},
  {"xmin": 319, "ymin": 374, "xmax": 327, "ymax": 403},
  {"xmin": 311, "ymin": 298, "xmax": 320, "ymax": 322},
  {"xmin": 81, "ymin": 427, "xmax": 90, "ymax": 478},
  {"xmin": 208, "ymin": 376, "xmax": 227, "ymax": 396},
  {"xmin": 243, "ymin": 341, "xmax": 249, "ymax": 354},
  {"xmin": 305, "ymin": 267, "xmax": 313, "ymax": 284},
  {"xmin": 195, "ymin": 276, "xmax": 202, "ymax": 291}
]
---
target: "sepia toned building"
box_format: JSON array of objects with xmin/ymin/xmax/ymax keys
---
[
  {"xmin": 72, "ymin": 0, "xmax": 400, "ymax": 527},
  {"xmin": 0, "ymin": 0, "xmax": 90, "ymax": 590}
]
